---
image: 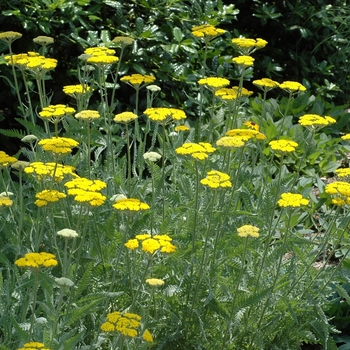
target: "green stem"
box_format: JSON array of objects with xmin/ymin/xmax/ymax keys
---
[{"xmin": 29, "ymin": 269, "xmax": 40, "ymax": 340}]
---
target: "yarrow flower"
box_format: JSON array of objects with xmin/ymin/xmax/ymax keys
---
[
  {"xmin": 0, "ymin": 196, "xmax": 13, "ymax": 207},
  {"xmin": 335, "ymin": 168, "xmax": 350, "ymax": 178},
  {"xmin": 237, "ymin": 225, "xmax": 260, "ymax": 238},
  {"xmin": 253, "ymin": 78, "xmax": 280, "ymax": 92},
  {"xmin": 33, "ymin": 36, "xmax": 54, "ymax": 46},
  {"xmin": 125, "ymin": 234, "xmax": 176, "ymax": 254},
  {"xmin": 85, "ymin": 46, "xmax": 116, "ymax": 56},
  {"xmin": 15, "ymin": 252, "xmax": 58, "ymax": 269},
  {"xmin": 113, "ymin": 111, "xmax": 138, "ymax": 123},
  {"xmin": 279, "ymin": 81, "xmax": 306, "ymax": 93},
  {"xmin": 216, "ymin": 136, "xmax": 245, "ymax": 148},
  {"xmin": 24, "ymin": 162, "xmax": 76, "ymax": 182},
  {"xmin": 0, "ymin": 151, "xmax": 17, "ymax": 167},
  {"xmin": 144, "ymin": 107, "xmax": 187, "ymax": 124},
  {"xmin": 231, "ymin": 37, "xmax": 267, "ymax": 55},
  {"xmin": 57, "ymin": 228, "xmax": 79, "ymax": 238},
  {"xmin": 39, "ymin": 104, "xmax": 76, "ymax": 123},
  {"xmin": 112, "ymin": 36, "xmax": 135, "ymax": 48},
  {"xmin": 269, "ymin": 139, "xmax": 298, "ymax": 153},
  {"xmin": 175, "ymin": 142, "xmax": 216, "ymax": 161},
  {"xmin": 174, "ymin": 125, "xmax": 190, "ymax": 132},
  {"xmin": 278, "ymin": 193, "xmax": 309, "ymax": 207},
  {"xmin": 143, "ymin": 151, "xmax": 162, "ymax": 162},
  {"xmin": 146, "ymin": 278, "xmax": 165, "ymax": 286},
  {"xmin": 63, "ymin": 84, "xmax": 92, "ymax": 97},
  {"xmin": 341, "ymin": 134, "xmax": 350, "ymax": 141},
  {"xmin": 198, "ymin": 77, "xmax": 230, "ymax": 90},
  {"xmin": 38, "ymin": 137, "xmax": 79, "ymax": 155},
  {"xmin": 0, "ymin": 31, "xmax": 22, "ymax": 44},
  {"xmin": 226, "ymin": 129, "xmax": 266, "ymax": 141},
  {"xmin": 191, "ymin": 24, "xmax": 225, "ymax": 42},
  {"xmin": 75, "ymin": 110, "xmax": 100, "ymax": 121},
  {"xmin": 325, "ymin": 181, "xmax": 350, "ymax": 206},
  {"xmin": 17, "ymin": 342, "xmax": 51, "ymax": 350},
  {"xmin": 120, "ymin": 74, "xmax": 156, "ymax": 88},
  {"xmin": 232, "ymin": 55, "xmax": 255, "ymax": 67},
  {"xmin": 113, "ymin": 198, "xmax": 150, "ymax": 211},
  {"xmin": 298, "ymin": 114, "xmax": 336, "ymax": 131},
  {"xmin": 200, "ymin": 170, "xmax": 232, "ymax": 189},
  {"xmin": 34, "ymin": 189, "xmax": 66, "ymax": 207},
  {"xmin": 87, "ymin": 55, "xmax": 119, "ymax": 65}
]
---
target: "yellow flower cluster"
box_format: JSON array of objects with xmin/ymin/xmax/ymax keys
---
[
  {"xmin": 114, "ymin": 111, "xmax": 138, "ymax": 123},
  {"xmin": 24, "ymin": 162, "xmax": 76, "ymax": 181},
  {"xmin": 63, "ymin": 84, "xmax": 92, "ymax": 97},
  {"xmin": 269, "ymin": 139, "xmax": 298, "ymax": 153},
  {"xmin": 215, "ymin": 86, "xmax": 253, "ymax": 101},
  {"xmin": 216, "ymin": 136, "xmax": 245, "ymax": 148},
  {"xmin": 341, "ymin": 134, "xmax": 350, "ymax": 141},
  {"xmin": 335, "ymin": 168, "xmax": 350, "ymax": 178},
  {"xmin": 325, "ymin": 181, "xmax": 350, "ymax": 206},
  {"xmin": 0, "ymin": 196, "xmax": 13, "ymax": 207},
  {"xmin": 200, "ymin": 170, "xmax": 232, "ymax": 189},
  {"xmin": 75, "ymin": 110, "xmax": 100, "ymax": 121},
  {"xmin": 226, "ymin": 129, "xmax": 266, "ymax": 141},
  {"xmin": 5, "ymin": 53, "xmax": 57, "ymax": 73},
  {"xmin": 101, "ymin": 311, "xmax": 153, "ymax": 342},
  {"xmin": 39, "ymin": 104, "xmax": 76, "ymax": 122},
  {"xmin": 64, "ymin": 177, "xmax": 107, "ymax": 206},
  {"xmin": 279, "ymin": 81, "xmax": 306, "ymax": 93},
  {"xmin": 35, "ymin": 189, "xmax": 67, "ymax": 207},
  {"xmin": 15, "ymin": 252, "xmax": 58, "ymax": 269},
  {"xmin": 84, "ymin": 46, "xmax": 119, "ymax": 65},
  {"xmin": 120, "ymin": 74, "xmax": 156, "ymax": 87},
  {"xmin": 38, "ymin": 137, "xmax": 79, "ymax": 155},
  {"xmin": 231, "ymin": 38, "xmax": 267, "ymax": 55},
  {"xmin": 237, "ymin": 225, "xmax": 260, "ymax": 238},
  {"xmin": 174, "ymin": 125, "xmax": 190, "ymax": 132},
  {"xmin": 125, "ymin": 234, "xmax": 176, "ymax": 254},
  {"xmin": 253, "ymin": 78, "xmax": 280, "ymax": 91},
  {"xmin": 17, "ymin": 342, "xmax": 51, "ymax": 350},
  {"xmin": 278, "ymin": 193, "xmax": 309, "ymax": 208},
  {"xmin": 0, "ymin": 151, "xmax": 17, "ymax": 167},
  {"xmin": 144, "ymin": 107, "xmax": 187, "ymax": 123},
  {"xmin": 112, "ymin": 198, "xmax": 150, "ymax": 211},
  {"xmin": 298, "ymin": 114, "xmax": 336, "ymax": 130},
  {"xmin": 175, "ymin": 142, "xmax": 216, "ymax": 161},
  {"xmin": 191, "ymin": 24, "xmax": 225, "ymax": 41},
  {"xmin": 146, "ymin": 278, "xmax": 165, "ymax": 286},
  {"xmin": 232, "ymin": 55, "xmax": 255, "ymax": 67},
  {"xmin": 198, "ymin": 77, "xmax": 230, "ymax": 90}
]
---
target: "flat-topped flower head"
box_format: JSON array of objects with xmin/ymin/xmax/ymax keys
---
[
  {"xmin": 112, "ymin": 36, "xmax": 135, "ymax": 48},
  {"xmin": 87, "ymin": 55, "xmax": 119, "ymax": 65},
  {"xmin": 176, "ymin": 142, "xmax": 216, "ymax": 161},
  {"xmin": 33, "ymin": 36, "xmax": 54, "ymax": 46},
  {"xmin": 278, "ymin": 193, "xmax": 309, "ymax": 207},
  {"xmin": 216, "ymin": 136, "xmax": 245, "ymax": 148},
  {"xmin": 341, "ymin": 134, "xmax": 350, "ymax": 141},
  {"xmin": 198, "ymin": 77, "xmax": 230, "ymax": 90},
  {"xmin": 237, "ymin": 225, "xmax": 260, "ymax": 238},
  {"xmin": 114, "ymin": 111, "xmax": 138, "ymax": 124},
  {"xmin": 335, "ymin": 168, "xmax": 350, "ymax": 179},
  {"xmin": 232, "ymin": 55, "xmax": 255, "ymax": 67},
  {"xmin": 143, "ymin": 151, "xmax": 162, "ymax": 162},
  {"xmin": 38, "ymin": 137, "xmax": 79, "ymax": 155},
  {"xmin": 120, "ymin": 74, "xmax": 156, "ymax": 88},
  {"xmin": 325, "ymin": 181, "xmax": 350, "ymax": 199},
  {"xmin": 57, "ymin": 228, "xmax": 79, "ymax": 238},
  {"xmin": 113, "ymin": 198, "xmax": 150, "ymax": 211},
  {"xmin": 15, "ymin": 252, "xmax": 58, "ymax": 269},
  {"xmin": 191, "ymin": 24, "xmax": 225, "ymax": 42},
  {"xmin": 146, "ymin": 278, "xmax": 165, "ymax": 287},
  {"xmin": 34, "ymin": 189, "xmax": 66, "ymax": 207},
  {"xmin": 64, "ymin": 177, "xmax": 107, "ymax": 191},
  {"xmin": 84, "ymin": 46, "xmax": 116, "ymax": 56},
  {"xmin": 298, "ymin": 114, "xmax": 336, "ymax": 131},
  {"xmin": 17, "ymin": 342, "xmax": 51, "ymax": 350},
  {"xmin": 226, "ymin": 129, "xmax": 266, "ymax": 141},
  {"xmin": 22, "ymin": 56, "xmax": 58, "ymax": 75},
  {"xmin": 269, "ymin": 139, "xmax": 298, "ymax": 153},
  {"xmin": 200, "ymin": 170, "xmax": 232, "ymax": 189},
  {"xmin": 75, "ymin": 110, "xmax": 100, "ymax": 121},
  {"xmin": 174, "ymin": 125, "xmax": 190, "ymax": 132},
  {"xmin": 125, "ymin": 233, "xmax": 176, "ymax": 254},
  {"xmin": 39, "ymin": 104, "xmax": 76, "ymax": 123},
  {"xmin": 0, "ymin": 196, "xmax": 13, "ymax": 207},
  {"xmin": 0, "ymin": 151, "xmax": 17, "ymax": 167},
  {"xmin": 0, "ymin": 31, "xmax": 22, "ymax": 44},
  {"xmin": 24, "ymin": 162, "xmax": 76, "ymax": 182},
  {"xmin": 253, "ymin": 78, "xmax": 280, "ymax": 92},
  {"xmin": 63, "ymin": 84, "xmax": 92, "ymax": 97},
  {"xmin": 232, "ymin": 37, "xmax": 267, "ymax": 55},
  {"xmin": 279, "ymin": 81, "xmax": 306, "ymax": 93},
  {"xmin": 144, "ymin": 107, "xmax": 187, "ymax": 124}
]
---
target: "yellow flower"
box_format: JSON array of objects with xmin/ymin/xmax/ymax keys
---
[
  {"xmin": 253, "ymin": 78, "xmax": 280, "ymax": 92},
  {"xmin": 65, "ymin": 177, "xmax": 106, "ymax": 191},
  {"xmin": 191, "ymin": 24, "xmax": 225, "ymax": 42},
  {"xmin": 34, "ymin": 189, "xmax": 66, "ymax": 207},
  {"xmin": 18, "ymin": 341, "xmax": 51, "ymax": 350},
  {"xmin": 127, "ymin": 233, "xmax": 176, "ymax": 254},
  {"xmin": 200, "ymin": 170, "xmax": 232, "ymax": 189},
  {"xmin": 39, "ymin": 104, "xmax": 76, "ymax": 123},
  {"xmin": 113, "ymin": 111, "xmax": 138, "ymax": 123},
  {"xmin": 198, "ymin": 77, "xmax": 230, "ymax": 90},
  {"xmin": 0, "ymin": 151, "xmax": 17, "ymax": 167},
  {"xmin": 142, "ymin": 238, "xmax": 161, "ymax": 254},
  {"xmin": 232, "ymin": 55, "xmax": 255, "ymax": 67},
  {"xmin": 125, "ymin": 239, "xmax": 139, "ymax": 250},
  {"xmin": 144, "ymin": 107, "xmax": 187, "ymax": 123},
  {"xmin": 215, "ymin": 88, "xmax": 238, "ymax": 101},
  {"xmin": 143, "ymin": 329, "xmax": 154, "ymax": 342},
  {"xmin": 341, "ymin": 134, "xmax": 350, "ymax": 141},
  {"xmin": 120, "ymin": 74, "xmax": 156, "ymax": 88},
  {"xmin": 0, "ymin": 31, "xmax": 22, "ymax": 44},
  {"xmin": 0, "ymin": 196, "xmax": 13, "ymax": 207},
  {"xmin": 335, "ymin": 168, "xmax": 350, "ymax": 178},
  {"xmin": 63, "ymin": 84, "xmax": 92, "ymax": 97},
  {"xmin": 24, "ymin": 162, "xmax": 76, "ymax": 182},
  {"xmin": 325, "ymin": 181, "xmax": 350, "ymax": 197},
  {"xmin": 135, "ymin": 233, "xmax": 152, "ymax": 240},
  {"xmin": 176, "ymin": 142, "xmax": 216, "ymax": 161},
  {"xmin": 87, "ymin": 55, "xmax": 119, "ymax": 65},
  {"xmin": 243, "ymin": 121, "xmax": 259, "ymax": 131},
  {"xmin": 231, "ymin": 37, "xmax": 267, "ymax": 55},
  {"xmin": 216, "ymin": 136, "xmax": 245, "ymax": 148},
  {"xmin": 237, "ymin": 225, "xmax": 260, "ymax": 238},
  {"xmin": 75, "ymin": 109, "xmax": 100, "ymax": 120},
  {"xmin": 278, "ymin": 193, "xmax": 309, "ymax": 207},
  {"xmin": 279, "ymin": 81, "xmax": 306, "ymax": 93},
  {"xmin": 84, "ymin": 46, "xmax": 116, "ymax": 56},
  {"xmin": 226, "ymin": 129, "xmax": 266, "ymax": 141},
  {"xmin": 174, "ymin": 125, "xmax": 190, "ymax": 132},
  {"xmin": 298, "ymin": 114, "xmax": 336, "ymax": 130},
  {"xmin": 146, "ymin": 278, "xmax": 165, "ymax": 287},
  {"xmin": 15, "ymin": 252, "xmax": 58, "ymax": 269},
  {"xmin": 38, "ymin": 137, "xmax": 79, "ymax": 155},
  {"xmin": 112, "ymin": 198, "xmax": 150, "ymax": 211},
  {"xmin": 269, "ymin": 139, "xmax": 298, "ymax": 153}
]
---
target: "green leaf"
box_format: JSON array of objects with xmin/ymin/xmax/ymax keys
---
[{"xmin": 173, "ymin": 27, "xmax": 183, "ymax": 43}]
